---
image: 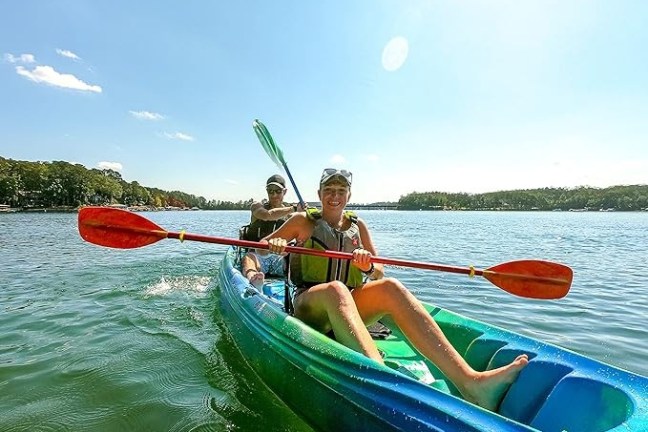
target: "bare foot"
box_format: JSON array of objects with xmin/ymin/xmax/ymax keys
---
[
  {"xmin": 247, "ymin": 271, "xmax": 265, "ymax": 289},
  {"xmin": 463, "ymin": 354, "xmax": 529, "ymax": 411}
]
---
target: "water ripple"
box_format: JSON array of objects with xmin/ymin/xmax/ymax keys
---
[{"xmin": 1, "ymin": 210, "xmax": 644, "ymax": 431}]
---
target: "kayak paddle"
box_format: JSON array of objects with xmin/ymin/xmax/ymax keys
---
[
  {"xmin": 253, "ymin": 119, "xmax": 307, "ymax": 208},
  {"xmin": 78, "ymin": 207, "xmax": 572, "ymax": 300}
]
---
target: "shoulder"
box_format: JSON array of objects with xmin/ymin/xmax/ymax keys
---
[
  {"xmin": 267, "ymin": 211, "xmax": 313, "ymax": 240},
  {"xmin": 287, "ymin": 212, "xmax": 316, "ymax": 232},
  {"xmin": 290, "ymin": 211, "xmax": 312, "ymax": 224},
  {"xmin": 356, "ymin": 217, "xmax": 370, "ymax": 231},
  {"xmin": 250, "ymin": 201, "xmax": 267, "ymax": 213}
]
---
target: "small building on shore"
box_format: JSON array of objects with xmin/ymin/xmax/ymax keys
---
[{"xmin": 0, "ymin": 204, "xmax": 19, "ymax": 213}]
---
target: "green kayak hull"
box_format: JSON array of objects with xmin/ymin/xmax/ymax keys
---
[{"xmin": 218, "ymin": 247, "xmax": 647, "ymax": 431}]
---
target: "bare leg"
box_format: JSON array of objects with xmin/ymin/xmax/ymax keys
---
[
  {"xmin": 241, "ymin": 252, "xmax": 264, "ymax": 288},
  {"xmin": 352, "ymin": 277, "xmax": 528, "ymax": 411},
  {"xmin": 248, "ymin": 272, "xmax": 265, "ymax": 289},
  {"xmin": 294, "ymin": 281, "xmax": 384, "ymax": 364}
]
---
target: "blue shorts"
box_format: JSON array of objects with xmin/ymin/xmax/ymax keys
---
[{"xmin": 254, "ymin": 252, "xmax": 285, "ymax": 276}]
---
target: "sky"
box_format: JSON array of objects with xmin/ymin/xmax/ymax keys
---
[{"xmin": 1, "ymin": 1, "xmax": 647, "ymax": 204}]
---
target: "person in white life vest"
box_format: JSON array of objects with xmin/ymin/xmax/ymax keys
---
[{"xmin": 262, "ymin": 168, "xmax": 529, "ymax": 412}]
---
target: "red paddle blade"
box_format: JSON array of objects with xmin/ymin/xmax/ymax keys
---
[
  {"xmin": 77, "ymin": 207, "xmax": 573, "ymax": 301},
  {"xmin": 483, "ymin": 260, "xmax": 573, "ymax": 299},
  {"xmin": 78, "ymin": 206, "xmax": 168, "ymax": 249}
]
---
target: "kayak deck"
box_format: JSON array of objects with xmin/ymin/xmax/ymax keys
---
[
  {"xmin": 221, "ymin": 247, "xmax": 648, "ymax": 432},
  {"xmin": 379, "ymin": 309, "xmax": 640, "ymax": 431}
]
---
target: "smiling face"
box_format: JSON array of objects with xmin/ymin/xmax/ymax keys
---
[
  {"xmin": 266, "ymin": 185, "xmax": 286, "ymax": 207},
  {"xmin": 318, "ymin": 179, "xmax": 351, "ymax": 211}
]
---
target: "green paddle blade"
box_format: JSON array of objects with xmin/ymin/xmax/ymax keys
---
[
  {"xmin": 253, "ymin": 119, "xmax": 285, "ymax": 167},
  {"xmin": 252, "ymin": 119, "xmax": 307, "ymax": 208}
]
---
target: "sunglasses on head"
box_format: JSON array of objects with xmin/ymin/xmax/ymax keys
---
[
  {"xmin": 321, "ymin": 168, "xmax": 352, "ymax": 184},
  {"xmin": 266, "ymin": 187, "xmax": 284, "ymax": 195}
]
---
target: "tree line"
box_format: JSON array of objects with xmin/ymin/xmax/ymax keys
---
[
  {"xmin": 0, "ymin": 157, "xmax": 252, "ymax": 210},
  {"xmin": 3, "ymin": 156, "xmax": 647, "ymax": 211},
  {"xmin": 397, "ymin": 185, "xmax": 648, "ymax": 211}
]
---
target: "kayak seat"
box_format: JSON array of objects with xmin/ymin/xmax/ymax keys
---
[
  {"xmin": 463, "ymin": 337, "xmax": 508, "ymax": 371},
  {"xmin": 530, "ymin": 375, "xmax": 634, "ymax": 432},
  {"xmin": 432, "ymin": 316, "xmax": 484, "ymax": 356},
  {"xmin": 487, "ymin": 346, "xmax": 536, "ymax": 370},
  {"xmin": 498, "ymin": 360, "xmax": 573, "ymax": 423}
]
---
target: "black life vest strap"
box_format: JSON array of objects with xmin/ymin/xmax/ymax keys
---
[{"xmin": 284, "ymin": 254, "xmax": 294, "ymax": 315}]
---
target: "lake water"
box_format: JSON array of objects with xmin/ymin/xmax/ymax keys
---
[{"xmin": 1, "ymin": 210, "xmax": 647, "ymax": 431}]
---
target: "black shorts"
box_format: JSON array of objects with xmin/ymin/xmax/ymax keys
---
[{"xmin": 291, "ymin": 282, "xmax": 360, "ymax": 302}]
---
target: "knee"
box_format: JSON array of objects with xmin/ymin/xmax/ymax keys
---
[
  {"xmin": 241, "ymin": 258, "xmax": 252, "ymax": 271},
  {"xmin": 325, "ymin": 280, "xmax": 351, "ymax": 296},
  {"xmin": 324, "ymin": 281, "xmax": 354, "ymax": 304},
  {"xmin": 381, "ymin": 277, "xmax": 415, "ymax": 302},
  {"xmin": 383, "ymin": 277, "xmax": 407, "ymax": 292},
  {"xmin": 243, "ymin": 253, "xmax": 259, "ymax": 267}
]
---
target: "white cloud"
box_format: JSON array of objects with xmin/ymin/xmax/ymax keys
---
[
  {"xmin": 225, "ymin": 179, "xmax": 239, "ymax": 185},
  {"xmin": 382, "ymin": 36, "xmax": 409, "ymax": 72},
  {"xmin": 97, "ymin": 161, "xmax": 123, "ymax": 171},
  {"xmin": 162, "ymin": 132, "xmax": 194, "ymax": 141},
  {"xmin": 56, "ymin": 49, "xmax": 81, "ymax": 61},
  {"xmin": 130, "ymin": 110, "xmax": 165, "ymax": 121},
  {"xmin": 4, "ymin": 53, "xmax": 35, "ymax": 64},
  {"xmin": 15, "ymin": 65, "xmax": 102, "ymax": 93},
  {"xmin": 330, "ymin": 154, "xmax": 346, "ymax": 164}
]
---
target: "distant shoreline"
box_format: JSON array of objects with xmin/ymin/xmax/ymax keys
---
[
  {"xmin": 0, "ymin": 205, "xmax": 202, "ymax": 214},
  {"xmin": 2, "ymin": 206, "xmax": 647, "ymax": 214}
]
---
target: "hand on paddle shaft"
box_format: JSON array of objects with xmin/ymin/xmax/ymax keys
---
[{"xmin": 78, "ymin": 207, "xmax": 573, "ymax": 300}]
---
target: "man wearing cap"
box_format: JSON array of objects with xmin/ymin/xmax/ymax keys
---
[{"xmin": 241, "ymin": 174, "xmax": 302, "ymax": 288}]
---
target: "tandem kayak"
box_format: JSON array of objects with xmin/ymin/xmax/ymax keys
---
[{"xmin": 218, "ymin": 246, "xmax": 647, "ymax": 432}]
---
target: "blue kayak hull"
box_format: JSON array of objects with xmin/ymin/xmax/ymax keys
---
[{"xmin": 218, "ymin": 247, "xmax": 648, "ymax": 431}]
